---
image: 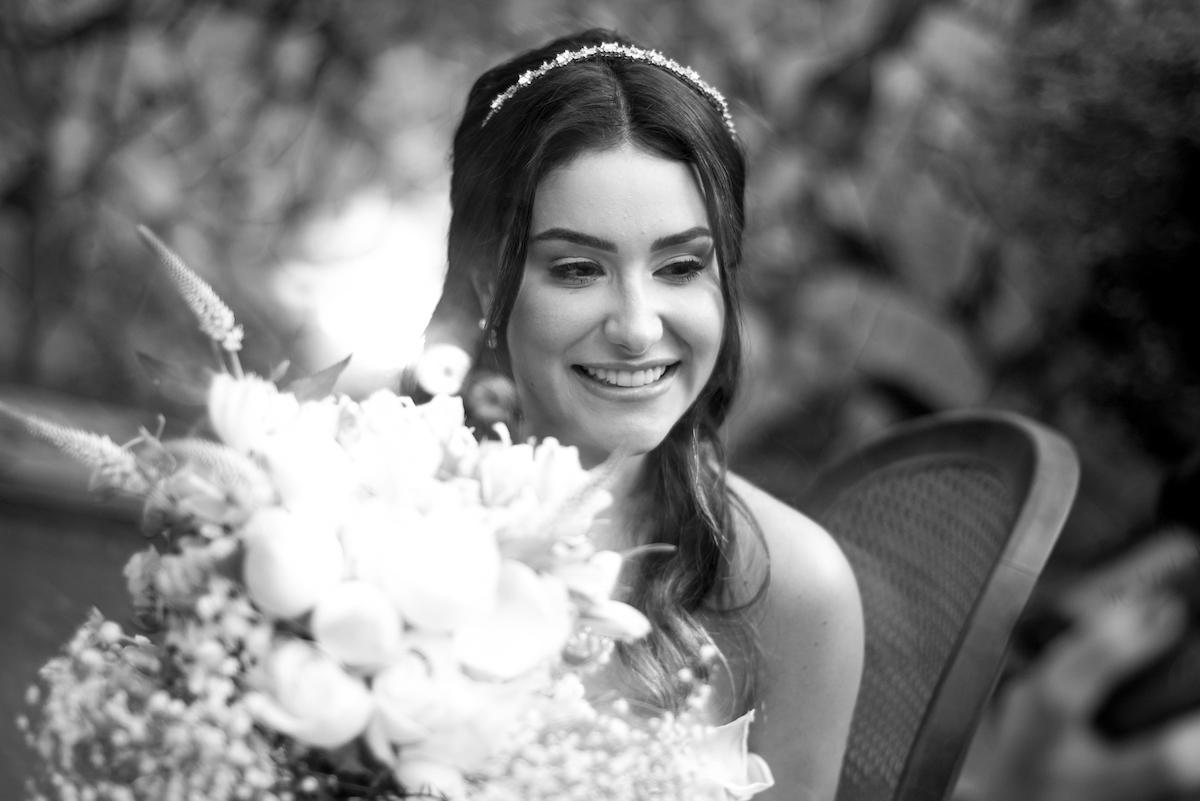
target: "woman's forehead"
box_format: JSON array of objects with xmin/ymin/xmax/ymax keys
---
[{"xmin": 530, "ymin": 144, "xmax": 709, "ymax": 241}]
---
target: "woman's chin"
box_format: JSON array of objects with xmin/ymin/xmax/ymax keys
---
[{"xmin": 571, "ymin": 428, "xmax": 671, "ymax": 469}]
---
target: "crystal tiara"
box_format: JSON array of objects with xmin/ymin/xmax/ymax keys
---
[{"xmin": 481, "ymin": 42, "xmax": 738, "ymax": 138}]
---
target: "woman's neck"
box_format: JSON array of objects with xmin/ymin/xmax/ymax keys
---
[{"xmin": 587, "ymin": 451, "xmax": 651, "ymax": 553}]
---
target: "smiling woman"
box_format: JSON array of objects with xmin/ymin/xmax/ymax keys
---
[
  {"xmin": 508, "ymin": 144, "xmax": 725, "ymax": 467},
  {"xmin": 432, "ymin": 28, "xmax": 864, "ymax": 801}
]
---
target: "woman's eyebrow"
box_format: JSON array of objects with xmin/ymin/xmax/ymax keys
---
[
  {"xmin": 530, "ymin": 226, "xmax": 713, "ymax": 253},
  {"xmin": 651, "ymin": 227, "xmax": 712, "ymax": 251},
  {"xmin": 530, "ymin": 228, "xmax": 617, "ymax": 252}
]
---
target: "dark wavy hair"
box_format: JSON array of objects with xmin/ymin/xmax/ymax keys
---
[{"xmin": 448, "ymin": 28, "xmax": 762, "ymax": 712}]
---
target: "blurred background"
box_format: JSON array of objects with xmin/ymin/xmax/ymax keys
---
[{"xmin": 1, "ymin": 0, "xmax": 1198, "ymax": 795}]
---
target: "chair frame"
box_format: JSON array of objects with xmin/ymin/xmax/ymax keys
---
[{"xmin": 803, "ymin": 408, "xmax": 1080, "ymax": 801}]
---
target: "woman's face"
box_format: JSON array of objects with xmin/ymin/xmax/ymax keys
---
[{"xmin": 506, "ymin": 142, "xmax": 725, "ymax": 466}]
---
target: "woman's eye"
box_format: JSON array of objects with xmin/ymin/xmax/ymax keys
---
[
  {"xmin": 656, "ymin": 258, "xmax": 706, "ymax": 283},
  {"xmin": 548, "ymin": 261, "xmax": 603, "ymax": 285}
]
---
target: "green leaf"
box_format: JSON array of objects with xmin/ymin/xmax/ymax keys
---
[
  {"xmin": 286, "ymin": 354, "xmax": 352, "ymax": 401},
  {"xmin": 135, "ymin": 352, "xmax": 213, "ymax": 406}
]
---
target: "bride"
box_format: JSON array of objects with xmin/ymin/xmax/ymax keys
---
[{"xmin": 425, "ymin": 28, "xmax": 864, "ymax": 801}]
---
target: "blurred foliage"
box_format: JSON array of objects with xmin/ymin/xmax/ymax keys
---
[
  {"xmin": 3, "ymin": 0, "xmax": 1199, "ymax": 558},
  {"xmin": 985, "ymin": 0, "xmax": 1200, "ymax": 463},
  {"xmin": 1, "ymin": 1, "xmax": 485, "ymax": 408},
  {"xmin": 0, "ymin": 0, "xmax": 901, "ymax": 410}
]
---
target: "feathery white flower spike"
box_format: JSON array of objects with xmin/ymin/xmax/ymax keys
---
[
  {"xmin": 0, "ymin": 401, "xmax": 148, "ymax": 493},
  {"xmin": 135, "ymin": 225, "xmax": 245, "ymax": 359}
]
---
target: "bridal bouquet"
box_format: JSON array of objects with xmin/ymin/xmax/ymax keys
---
[{"xmin": 10, "ymin": 228, "xmax": 773, "ymax": 801}]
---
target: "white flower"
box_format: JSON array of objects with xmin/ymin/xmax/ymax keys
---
[
  {"xmin": 454, "ymin": 560, "xmax": 572, "ymax": 680},
  {"xmin": 550, "ymin": 549, "xmax": 651, "ymax": 641},
  {"xmin": 368, "ymin": 648, "xmax": 441, "ymax": 747},
  {"xmin": 244, "ymin": 639, "xmax": 372, "ymax": 749},
  {"xmin": 207, "ymin": 373, "xmax": 298, "ymax": 454},
  {"xmin": 257, "ymin": 398, "xmax": 356, "ymax": 515},
  {"xmin": 147, "ymin": 438, "xmax": 275, "ymax": 528},
  {"xmin": 374, "ymin": 506, "xmax": 502, "ymax": 633},
  {"xmin": 338, "ymin": 498, "xmax": 420, "ymax": 581},
  {"xmin": 415, "ymin": 392, "xmax": 466, "ymax": 436},
  {"xmin": 241, "ymin": 507, "xmax": 344, "ymax": 619},
  {"xmin": 417, "ymin": 394, "xmax": 480, "ymax": 475},
  {"xmin": 688, "ymin": 711, "xmax": 775, "ymax": 801},
  {"xmin": 311, "ymin": 580, "xmax": 403, "ymax": 671},
  {"xmin": 342, "ymin": 391, "xmax": 444, "ymax": 496},
  {"xmin": 154, "ymin": 538, "xmax": 236, "ymax": 606},
  {"xmin": 530, "ymin": 437, "xmax": 591, "ymax": 507},
  {"xmin": 123, "ymin": 547, "xmax": 160, "ymax": 611},
  {"xmin": 480, "ymin": 438, "xmax": 613, "ymax": 566},
  {"xmin": 369, "ymin": 641, "xmax": 533, "ymax": 775},
  {"xmin": 578, "ymin": 599, "xmax": 652, "ymax": 642},
  {"xmin": 477, "ymin": 441, "xmax": 536, "ymax": 507},
  {"xmin": 553, "ymin": 549, "xmax": 623, "ymax": 605}
]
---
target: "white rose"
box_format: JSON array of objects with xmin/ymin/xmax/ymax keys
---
[
  {"xmin": 344, "ymin": 391, "xmax": 444, "ymax": 494},
  {"xmin": 311, "ymin": 580, "xmax": 403, "ymax": 670},
  {"xmin": 454, "ymin": 560, "xmax": 572, "ymax": 679},
  {"xmin": 369, "ymin": 642, "xmax": 531, "ymax": 774},
  {"xmin": 369, "ymin": 649, "xmax": 440, "ymax": 747},
  {"xmin": 244, "ymin": 639, "xmax": 372, "ymax": 749},
  {"xmin": 382, "ymin": 507, "xmax": 501, "ymax": 632},
  {"xmin": 207, "ymin": 373, "xmax": 299, "ymax": 454},
  {"xmin": 242, "ymin": 507, "xmax": 344, "ymax": 619},
  {"xmin": 340, "ymin": 500, "xmax": 497, "ymax": 632},
  {"xmin": 257, "ymin": 401, "xmax": 356, "ymax": 515},
  {"xmin": 338, "ymin": 498, "xmax": 420, "ymax": 582},
  {"xmin": 358, "ymin": 391, "xmax": 441, "ymax": 457}
]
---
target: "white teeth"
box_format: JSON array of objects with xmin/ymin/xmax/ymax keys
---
[{"xmin": 582, "ymin": 365, "xmax": 669, "ymax": 387}]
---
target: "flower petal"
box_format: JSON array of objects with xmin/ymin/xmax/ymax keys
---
[
  {"xmin": 252, "ymin": 640, "xmax": 372, "ymax": 748},
  {"xmin": 455, "ymin": 561, "xmax": 571, "ymax": 679},
  {"xmin": 690, "ymin": 711, "xmax": 776, "ymax": 801},
  {"xmin": 555, "ymin": 549, "xmax": 623, "ymax": 604},
  {"xmin": 578, "ymin": 599, "xmax": 651, "ymax": 642},
  {"xmin": 372, "ymin": 653, "xmax": 438, "ymax": 745},
  {"xmin": 477, "ymin": 442, "xmax": 535, "ymax": 507},
  {"xmin": 384, "ymin": 508, "xmax": 501, "ymax": 632},
  {"xmin": 242, "ymin": 508, "xmax": 344, "ymax": 619},
  {"xmin": 312, "ymin": 580, "xmax": 403, "ymax": 670},
  {"xmin": 208, "ymin": 373, "xmax": 298, "ymax": 454}
]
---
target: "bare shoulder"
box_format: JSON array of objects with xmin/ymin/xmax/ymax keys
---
[
  {"xmin": 725, "ymin": 472, "xmax": 860, "ymax": 614},
  {"xmin": 725, "ymin": 471, "xmax": 864, "ymax": 801}
]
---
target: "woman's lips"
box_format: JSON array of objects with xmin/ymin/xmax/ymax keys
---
[{"xmin": 574, "ymin": 363, "xmax": 677, "ymax": 388}]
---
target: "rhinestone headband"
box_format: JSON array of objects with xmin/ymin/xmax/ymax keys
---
[{"xmin": 481, "ymin": 42, "xmax": 737, "ymax": 138}]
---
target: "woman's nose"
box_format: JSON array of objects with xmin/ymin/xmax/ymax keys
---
[{"xmin": 603, "ymin": 284, "xmax": 663, "ymax": 355}]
